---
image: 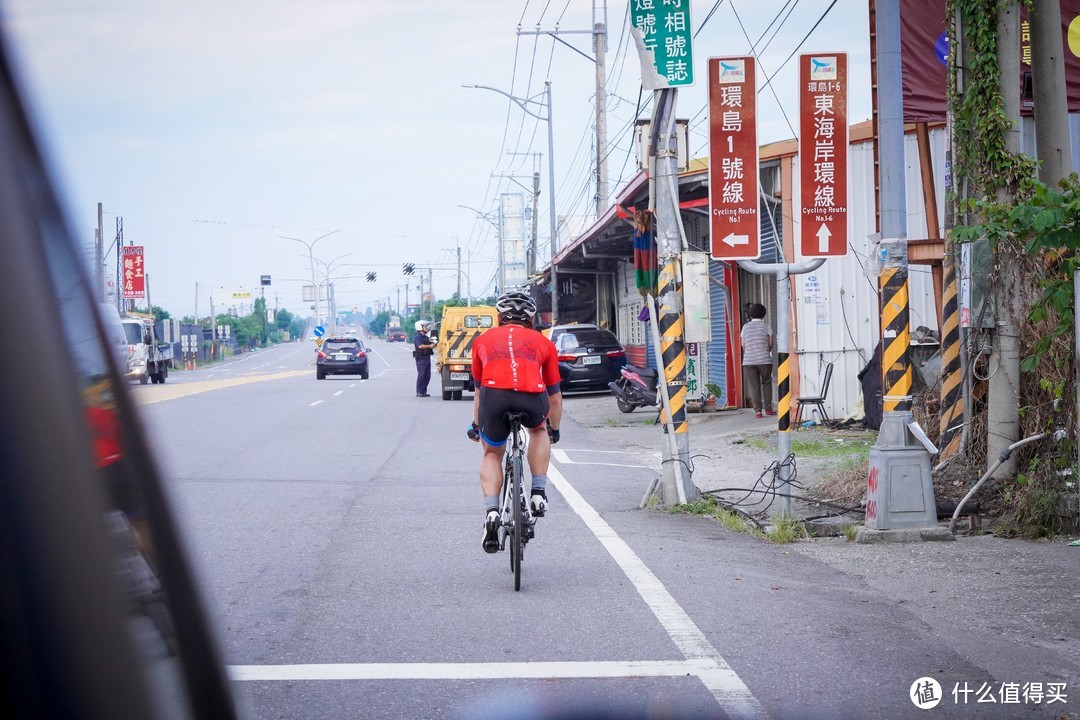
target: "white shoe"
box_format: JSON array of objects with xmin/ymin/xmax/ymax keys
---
[{"xmin": 530, "ymin": 492, "xmax": 547, "ymax": 517}]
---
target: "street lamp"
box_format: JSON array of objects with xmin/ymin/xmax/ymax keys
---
[
  {"xmin": 279, "ymin": 230, "xmax": 340, "ymax": 326},
  {"xmin": 463, "ymin": 82, "xmax": 559, "ymax": 322},
  {"xmin": 457, "ymin": 204, "xmax": 500, "ymax": 231},
  {"xmin": 305, "ymin": 252, "xmax": 353, "ymax": 335}
]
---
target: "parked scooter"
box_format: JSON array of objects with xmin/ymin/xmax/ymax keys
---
[{"xmin": 609, "ymin": 364, "xmax": 661, "ymax": 413}]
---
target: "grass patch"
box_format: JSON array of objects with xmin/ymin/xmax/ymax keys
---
[
  {"xmin": 670, "ymin": 498, "xmax": 815, "ymax": 544},
  {"xmin": 842, "ymin": 523, "xmax": 859, "ymax": 542},
  {"xmin": 790, "ymin": 436, "xmax": 874, "ymax": 458},
  {"xmin": 670, "ymin": 497, "xmax": 750, "ymax": 533},
  {"xmin": 766, "ymin": 515, "xmax": 808, "ymax": 544},
  {"xmin": 742, "ymin": 437, "xmax": 770, "ymax": 453}
]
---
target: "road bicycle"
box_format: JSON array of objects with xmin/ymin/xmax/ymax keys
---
[{"xmin": 498, "ymin": 411, "xmax": 536, "ymax": 591}]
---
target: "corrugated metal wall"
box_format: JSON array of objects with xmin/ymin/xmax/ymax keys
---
[
  {"xmin": 707, "ymin": 260, "xmax": 729, "ymax": 405},
  {"xmin": 788, "ymin": 127, "xmax": 945, "ymax": 420}
]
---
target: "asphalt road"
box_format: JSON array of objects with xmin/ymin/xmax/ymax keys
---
[{"xmin": 131, "ymin": 340, "xmax": 1079, "ymax": 720}]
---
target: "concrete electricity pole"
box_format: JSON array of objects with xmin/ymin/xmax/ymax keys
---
[
  {"xmin": 456, "ymin": 243, "xmax": 462, "ymax": 299},
  {"xmin": 987, "ymin": 2, "xmax": 1023, "ymax": 479},
  {"xmin": 1031, "ymin": 0, "xmax": 1073, "ymax": 184},
  {"xmin": 647, "ymin": 87, "xmax": 696, "ymax": 507},
  {"xmin": 95, "ymin": 203, "xmax": 104, "ymax": 303}
]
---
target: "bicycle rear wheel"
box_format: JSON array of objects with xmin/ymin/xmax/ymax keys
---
[{"xmin": 510, "ymin": 452, "xmax": 523, "ymax": 591}]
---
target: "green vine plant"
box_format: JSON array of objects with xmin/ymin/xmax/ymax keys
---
[{"xmin": 946, "ymin": 0, "xmax": 1076, "ymax": 537}]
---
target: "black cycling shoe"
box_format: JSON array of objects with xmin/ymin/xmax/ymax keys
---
[{"xmin": 482, "ymin": 509, "xmax": 500, "ymax": 554}]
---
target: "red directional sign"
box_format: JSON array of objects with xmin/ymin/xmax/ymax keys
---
[
  {"xmin": 799, "ymin": 53, "xmax": 849, "ymax": 257},
  {"xmin": 708, "ymin": 56, "xmax": 759, "ymax": 260}
]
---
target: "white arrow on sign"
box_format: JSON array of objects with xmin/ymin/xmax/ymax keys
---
[
  {"xmin": 816, "ymin": 223, "xmax": 832, "ymax": 253},
  {"xmin": 722, "ymin": 232, "xmax": 750, "ymax": 247}
]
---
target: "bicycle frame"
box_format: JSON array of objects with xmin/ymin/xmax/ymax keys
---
[{"xmin": 498, "ymin": 413, "xmax": 535, "ymax": 590}]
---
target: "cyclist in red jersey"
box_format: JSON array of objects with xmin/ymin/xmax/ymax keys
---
[{"xmin": 467, "ymin": 290, "xmax": 562, "ymax": 553}]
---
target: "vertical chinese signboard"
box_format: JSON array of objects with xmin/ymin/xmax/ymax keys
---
[
  {"xmin": 629, "ymin": 0, "xmax": 694, "ymax": 87},
  {"xmin": 121, "ymin": 245, "xmax": 145, "ymax": 299},
  {"xmin": 500, "ymin": 192, "xmax": 527, "ymax": 290},
  {"xmin": 708, "ymin": 56, "xmax": 759, "ymax": 260},
  {"xmin": 799, "ymin": 53, "xmax": 848, "ymax": 257}
]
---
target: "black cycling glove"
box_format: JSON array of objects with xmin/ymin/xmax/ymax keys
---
[
  {"xmin": 546, "ymin": 419, "xmax": 560, "ymax": 444},
  {"xmin": 467, "ymin": 422, "xmax": 481, "ymax": 442}
]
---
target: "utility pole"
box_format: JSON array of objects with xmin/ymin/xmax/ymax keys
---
[
  {"xmin": 861, "ymin": 0, "xmax": 941, "ymax": 537},
  {"xmin": 987, "ymin": 2, "xmax": 1023, "ymax": 479},
  {"xmin": 518, "ymin": 0, "xmax": 608, "ymax": 215},
  {"xmin": 455, "ymin": 241, "xmax": 462, "ymax": 299},
  {"xmin": 593, "ymin": 5, "xmax": 608, "ymax": 213},
  {"xmin": 115, "ymin": 217, "xmax": 126, "ymax": 315},
  {"xmin": 95, "ymin": 203, "xmax": 104, "ymax": 303},
  {"xmin": 1031, "ymin": 0, "xmax": 1073, "ymax": 184},
  {"xmin": 419, "ymin": 273, "xmax": 425, "ymax": 322},
  {"xmin": 428, "ymin": 268, "xmax": 434, "ymax": 319},
  {"xmin": 646, "ymin": 88, "xmax": 697, "ymax": 506}
]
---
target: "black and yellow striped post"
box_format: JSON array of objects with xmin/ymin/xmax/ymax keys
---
[
  {"xmin": 657, "ymin": 257, "xmax": 688, "ymax": 438},
  {"xmin": 864, "ymin": 240, "xmax": 938, "ymax": 533},
  {"xmin": 776, "ymin": 352, "xmax": 791, "ymax": 433},
  {"xmin": 880, "ymin": 265, "xmax": 913, "ymax": 413},
  {"xmin": 938, "ymin": 251, "xmax": 964, "ymax": 459},
  {"xmin": 858, "ymin": 0, "xmax": 939, "ymax": 538}
]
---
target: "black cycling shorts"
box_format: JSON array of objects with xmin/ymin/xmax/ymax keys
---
[{"xmin": 477, "ymin": 387, "xmax": 549, "ymax": 446}]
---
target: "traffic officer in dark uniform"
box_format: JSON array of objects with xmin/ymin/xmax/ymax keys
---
[{"xmin": 413, "ymin": 320, "xmax": 435, "ymax": 397}]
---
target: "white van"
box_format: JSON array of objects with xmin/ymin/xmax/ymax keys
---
[{"xmin": 99, "ymin": 303, "xmax": 128, "ymax": 369}]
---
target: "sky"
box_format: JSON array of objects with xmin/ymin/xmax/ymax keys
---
[{"xmin": 1, "ymin": 0, "xmax": 871, "ymax": 321}]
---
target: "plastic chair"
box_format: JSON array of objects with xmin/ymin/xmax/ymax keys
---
[{"xmin": 794, "ymin": 362, "xmax": 834, "ymax": 426}]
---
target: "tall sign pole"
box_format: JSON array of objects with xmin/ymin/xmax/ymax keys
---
[
  {"xmin": 724, "ymin": 54, "xmax": 831, "ymax": 519},
  {"xmin": 631, "ymin": 0, "xmax": 697, "ymax": 507},
  {"xmin": 861, "ymin": 0, "xmax": 942, "ymax": 539}
]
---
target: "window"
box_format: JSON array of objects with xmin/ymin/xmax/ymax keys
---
[{"xmin": 464, "ymin": 315, "xmax": 494, "ymax": 328}]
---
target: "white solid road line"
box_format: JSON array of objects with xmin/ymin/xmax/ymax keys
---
[
  {"xmin": 223, "ymin": 456, "xmax": 768, "ymax": 719},
  {"xmin": 551, "ymin": 448, "xmax": 650, "ymax": 469},
  {"xmin": 546, "ymin": 464, "xmax": 769, "ymax": 720},
  {"xmin": 309, "ymin": 400, "xmax": 323, "ymax": 407},
  {"xmin": 230, "ymin": 658, "xmax": 713, "ymax": 681}
]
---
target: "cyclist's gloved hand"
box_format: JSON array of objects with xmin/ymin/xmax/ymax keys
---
[
  {"xmin": 546, "ymin": 419, "xmax": 560, "ymax": 444},
  {"xmin": 467, "ymin": 422, "xmax": 481, "ymax": 442}
]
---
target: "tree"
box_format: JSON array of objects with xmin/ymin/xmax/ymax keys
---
[
  {"xmin": 275, "ymin": 308, "xmax": 294, "ymax": 332},
  {"xmin": 368, "ymin": 310, "xmax": 390, "ymax": 336},
  {"xmin": 151, "ymin": 305, "xmax": 171, "ymax": 320}
]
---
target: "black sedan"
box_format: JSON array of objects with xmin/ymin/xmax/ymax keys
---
[
  {"xmin": 553, "ymin": 326, "xmax": 626, "ymax": 392},
  {"xmin": 317, "ymin": 336, "xmax": 370, "ymax": 379}
]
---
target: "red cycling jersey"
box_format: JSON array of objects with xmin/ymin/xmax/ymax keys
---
[{"xmin": 472, "ymin": 324, "xmax": 561, "ymax": 393}]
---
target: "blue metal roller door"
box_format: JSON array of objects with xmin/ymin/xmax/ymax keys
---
[{"xmin": 707, "ymin": 260, "xmax": 728, "ymax": 406}]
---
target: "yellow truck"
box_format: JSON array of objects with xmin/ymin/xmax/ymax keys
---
[{"xmin": 435, "ymin": 305, "xmax": 499, "ymax": 401}]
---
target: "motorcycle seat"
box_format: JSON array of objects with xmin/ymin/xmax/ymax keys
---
[{"xmin": 628, "ymin": 366, "xmax": 659, "ymax": 379}]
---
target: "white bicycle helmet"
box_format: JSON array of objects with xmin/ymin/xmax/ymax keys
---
[{"xmin": 495, "ymin": 291, "xmax": 537, "ymax": 325}]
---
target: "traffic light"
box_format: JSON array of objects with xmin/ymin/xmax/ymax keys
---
[
  {"xmin": 403, "ymin": 263, "xmax": 415, "ymax": 275},
  {"xmin": 366, "ymin": 271, "xmax": 376, "ymax": 282}
]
